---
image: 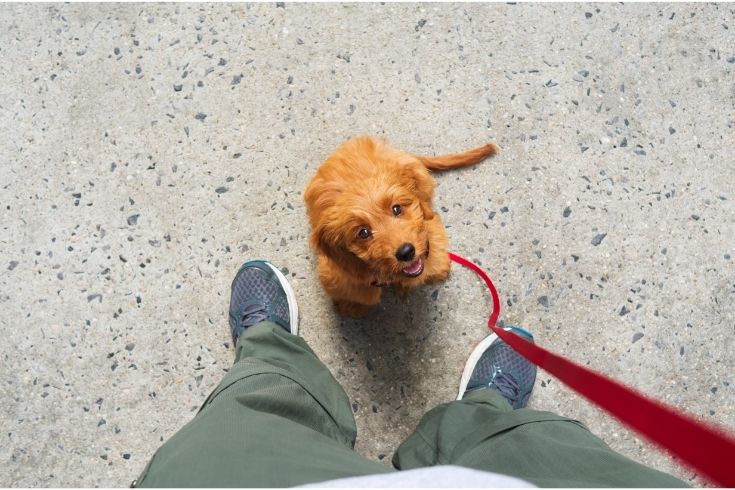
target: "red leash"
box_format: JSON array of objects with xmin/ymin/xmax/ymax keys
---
[{"xmin": 449, "ymin": 252, "xmax": 735, "ymax": 486}]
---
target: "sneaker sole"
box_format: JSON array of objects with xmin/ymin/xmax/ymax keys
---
[
  {"xmin": 457, "ymin": 326, "xmax": 533, "ymax": 400},
  {"xmin": 244, "ymin": 260, "xmax": 299, "ymax": 336}
]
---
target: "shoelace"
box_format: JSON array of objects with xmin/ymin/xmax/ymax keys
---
[
  {"xmin": 238, "ymin": 302, "xmax": 269, "ymax": 330},
  {"xmin": 488, "ymin": 368, "xmax": 520, "ymax": 403}
]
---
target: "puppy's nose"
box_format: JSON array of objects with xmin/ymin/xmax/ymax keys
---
[{"xmin": 395, "ymin": 243, "xmax": 416, "ymax": 262}]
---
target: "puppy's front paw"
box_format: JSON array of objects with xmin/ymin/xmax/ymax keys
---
[{"xmin": 335, "ymin": 300, "xmax": 372, "ymax": 318}]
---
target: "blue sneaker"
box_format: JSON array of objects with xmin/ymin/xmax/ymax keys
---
[
  {"xmin": 228, "ymin": 260, "xmax": 299, "ymax": 344},
  {"xmin": 457, "ymin": 326, "xmax": 537, "ymax": 408}
]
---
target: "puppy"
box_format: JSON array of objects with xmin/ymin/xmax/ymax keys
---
[{"xmin": 304, "ymin": 137, "xmax": 497, "ymax": 317}]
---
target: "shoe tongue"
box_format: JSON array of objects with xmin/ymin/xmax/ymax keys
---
[
  {"xmin": 240, "ymin": 302, "xmax": 268, "ymax": 328},
  {"xmin": 490, "ymin": 372, "xmax": 520, "ymax": 402}
]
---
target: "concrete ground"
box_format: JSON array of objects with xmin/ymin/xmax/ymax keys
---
[{"xmin": 1, "ymin": 3, "xmax": 733, "ymax": 487}]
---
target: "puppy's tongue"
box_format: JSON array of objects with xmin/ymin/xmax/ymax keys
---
[{"xmin": 402, "ymin": 258, "xmax": 423, "ymax": 275}]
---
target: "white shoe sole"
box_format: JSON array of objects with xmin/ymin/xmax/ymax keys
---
[
  {"xmin": 259, "ymin": 261, "xmax": 299, "ymax": 336},
  {"xmin": 457, "ymin": 332, "xmax": 500, "ymax": 400}
]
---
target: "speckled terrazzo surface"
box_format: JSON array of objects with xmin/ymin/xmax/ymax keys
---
[{"xmin": 1, "ymin": 3, "xmax": 733, "ymax": 487}]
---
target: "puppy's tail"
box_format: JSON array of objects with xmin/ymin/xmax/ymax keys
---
[{"xmin": 414, "ymin": 143, "xmax": 498, "ymax": 171}]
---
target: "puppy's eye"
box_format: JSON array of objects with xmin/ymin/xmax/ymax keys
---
[
  {"xmin": 392, "ymin": 204, "xmax": 403, "ymax": 216},
  {"xmin": 357, "ymin": 227, "xmax": 372, "ymax": 240}
]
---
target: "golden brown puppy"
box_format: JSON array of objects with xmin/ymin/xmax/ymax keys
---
[{"xmin": 304, "ymin": 137, "xmax": 497, "ymax": 317}]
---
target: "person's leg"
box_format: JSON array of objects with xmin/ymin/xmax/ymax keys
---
[
  {"xmin": 393, "ymin": 327, "xmax": 688, "ymax": 488},
  {"xmin": 136, "ymin": 261, "xmax": 391, "ymax": 487}
]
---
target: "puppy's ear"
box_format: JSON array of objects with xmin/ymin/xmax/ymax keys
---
[
  {"xmin": 401, "ymin": 162, "xmax": 437, "ymax": 220},
  {"xmin": 310, "ymin": 222, "xmax": 366, "ymax": 275}
]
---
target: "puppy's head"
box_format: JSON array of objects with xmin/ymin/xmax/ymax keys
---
[{"xmin": 305, "ymin": 137, "xmax": 438, "ymax": 283}]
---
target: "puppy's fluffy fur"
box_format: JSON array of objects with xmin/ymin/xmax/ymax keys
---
[{"xmin": 304, "ymin": 137, "xmax": 497, "ymax": 317}]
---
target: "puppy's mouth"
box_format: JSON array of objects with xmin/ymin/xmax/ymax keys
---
[{"xmin": 401, "ymin": 257, "xmax": 424, "ymax": 277}]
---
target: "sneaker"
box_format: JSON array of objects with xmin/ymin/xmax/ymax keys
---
[
  {"xmin": 457, "ymin": 326, "xmax": 537, "ymax": 409},
  {"xmin": 228, "ymin": 260, "xmax": 299, "ymax": 344}
]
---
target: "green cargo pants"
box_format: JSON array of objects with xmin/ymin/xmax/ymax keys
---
[{"xmin": 136, "ymin": 322, "xmax": 687, "ymax": 487}]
